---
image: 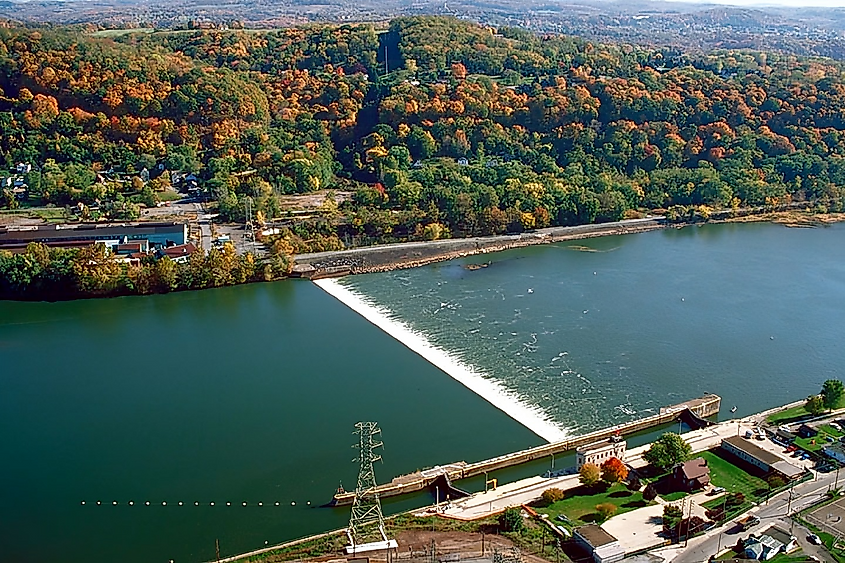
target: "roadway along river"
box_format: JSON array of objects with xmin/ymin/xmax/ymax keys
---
[{"xmin": 1, "ymin": 220, "xmax": 844, "ymax": 563}]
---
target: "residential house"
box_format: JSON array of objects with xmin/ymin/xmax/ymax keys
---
[
  {"xmin": 573, "ymin": 525, "xmax": 624, "ymax": 563},
  {"xmin": 576, "ymin": 435, "xmax": 626, "ymax": 470},
  {"xmin": 798, "ymin": 424, "xmax": 819, "ymax": 439},
  {"xmin": 742, "ymin": 531, "xmax": 788, "ymax": 560},
  {"xmin": 673, "ymin": 457, "xmax": 711, "ymax": 491},
  {"xmin": 765, "ymin": 526, "xmax": 799, "ymax": 554}
]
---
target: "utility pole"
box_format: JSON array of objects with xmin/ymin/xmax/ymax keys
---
[
  {"xmin": 215, "ymin": 538, "xmax": 220, "ymax": 563},
  {"xmin": 541, "ymin": 525, "xmax": 546, "ymax": 553}
]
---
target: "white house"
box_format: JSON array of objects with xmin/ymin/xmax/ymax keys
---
[
  {"xmin": 576, "ymin": 436, "xmax": 627, "ymax": 470},
  {"xmin": 574, "ymin": 525, "xmax": 624, "ymax": 563}
]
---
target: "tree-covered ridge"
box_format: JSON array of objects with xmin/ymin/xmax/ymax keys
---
[{"xmin": 2, "ymin": 17, "xmax": 845, "ymax": 245}]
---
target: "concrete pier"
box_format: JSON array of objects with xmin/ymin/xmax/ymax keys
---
[{"xmin": 330, "ymin": 394, "xmax": 721, "ymax": 506}]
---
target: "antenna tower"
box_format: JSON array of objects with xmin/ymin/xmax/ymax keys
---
[{"xmin": 347, "ymin": 421, "xmax": 388, "ymax": 547}]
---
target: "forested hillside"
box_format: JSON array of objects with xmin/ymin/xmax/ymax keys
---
[{"xmin": 2, "ymin": 16, "xmax": 845, "ymax": 245}]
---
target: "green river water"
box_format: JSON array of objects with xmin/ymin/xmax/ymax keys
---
[{"xmin": 1, "ymin": 221, "xmax": 844, "ymax": 562}]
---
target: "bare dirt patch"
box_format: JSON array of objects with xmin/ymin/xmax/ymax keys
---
[
  {"xmin": 279, "ymin": 190, "xmax": 352, "ymax": 210},
  {"xmin": 394, "ymin": 530, "xmax": 550, "ymax": 563}
]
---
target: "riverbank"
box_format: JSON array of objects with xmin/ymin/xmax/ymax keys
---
[
  {"xmin": 217, "ymin": 396, "xmax": 815, "ymax": 563},
  {"xmin": 294, "ymin": 217, "xmax": 665, "ymax": 279},
  {"xmin": 723, "ymin": 208, "xmax": 845, "ymax": 227}
]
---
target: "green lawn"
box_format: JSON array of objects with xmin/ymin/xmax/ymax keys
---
[
  {"xmin": 818, "ymin": 531, "xmax": 845, "ymax": 563},
  {"xmin": 768, "ymin": 404, "xmax": 812, "ymax": 425},
  {"xmin": 534, "ymin": 482, "xmax": 652, "ymax": 525},
  {"xmin": 661, "ymin": 491, "xmax": 688, "ymax": 502},
  {"xmin": 698, "ymin": 451, "xmax": 768, "ymax": 497},
  {"xmin": 768, "ymin": 397, "xmax": 845, "ymax": 425}
]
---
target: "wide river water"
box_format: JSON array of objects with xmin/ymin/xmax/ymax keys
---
[{"xmin": 1, "ymin": 221, "xmax": 844, "ymax": 562}]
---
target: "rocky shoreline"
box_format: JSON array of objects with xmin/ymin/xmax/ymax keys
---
[{"xmin": 292, "ymin": 217, "xmax": 667, "ymax": 278}]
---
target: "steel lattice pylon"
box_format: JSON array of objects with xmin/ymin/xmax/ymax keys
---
[{"xmin": 347, "ymin": 421, "xmax": 388, "ymax": 547}]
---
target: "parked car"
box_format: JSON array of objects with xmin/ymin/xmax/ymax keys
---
[
  {"xmin": 807, "ymin": 533, "xmax": 822, "ymax": 545},
  {"xmin": 710, "ymin": 486, "xmax": 726, "ymax": 495}
]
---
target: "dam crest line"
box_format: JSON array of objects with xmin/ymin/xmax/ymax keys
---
[{"xmin": 313, "ymin": 278, "xmax": 568, "ymax": 443}]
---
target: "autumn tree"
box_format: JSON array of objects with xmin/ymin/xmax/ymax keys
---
[
  {"xmin": 600, "ymin": 457, "xmax": 629, "ymax": 484},
  {"xmin": 541, "ymin": 488, "xmax": 565, "ymax": 504},
  {"xmin": 579, "ymin": 463, "xmax": 601, "ymax": 487},
  {"xmin": 595, "ymin": 503, "xmax": 617, "ymax": 522}
]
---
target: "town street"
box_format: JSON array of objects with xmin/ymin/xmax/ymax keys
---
[{"xmin": 673, "ymin": 469, "xmax": 838, "ymax": 562}]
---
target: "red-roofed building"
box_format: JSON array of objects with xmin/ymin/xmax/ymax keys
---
[{"xmin": 160, "ymin": 243, "xmax": 198, "ymax": 263}]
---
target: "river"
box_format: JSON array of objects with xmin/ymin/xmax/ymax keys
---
[
  {"xmin": 1, "ymin": 221, "xmax": 844, "ymax": 563},
  {"xmin": 0, "ymin": 282, "xmax": 541, "ymax": 563}
]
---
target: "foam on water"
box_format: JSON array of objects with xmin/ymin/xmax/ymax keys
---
[{"xmin": 314, "ymin": 278, "xmax": 568, "ymax": 442}]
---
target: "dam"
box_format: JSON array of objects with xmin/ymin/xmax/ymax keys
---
[{"xmin": 330, "ymin": 394, "xmax": 721, "ymax": 505}]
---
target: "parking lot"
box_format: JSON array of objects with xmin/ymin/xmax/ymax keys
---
[{"xmin": 806, "ymin": 496, "xmax": 845, "ymax": 539}]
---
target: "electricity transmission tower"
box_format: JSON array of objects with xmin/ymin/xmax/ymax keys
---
[{"xmin": 347, "ymin": 421, "xmax": 388, "ymax": 548}]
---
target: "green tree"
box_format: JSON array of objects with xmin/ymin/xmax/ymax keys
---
[
  {"xmin": 821, "ymin": 380, "xmax": 844, "ymax": 411},
  {"xmin": 498, "ymin": 507, "xmax": 525, "ymax": 533},
  {"xmin": 663, "ymin": 504, "xmax": 683, "ymax": 531},
  {"xmin": 806, "ymin": 394, "xmax": 825, "ymax": 416},
  {"xmin": 643, "ymin": 432, "xmax": 691, "ymax": 471}
]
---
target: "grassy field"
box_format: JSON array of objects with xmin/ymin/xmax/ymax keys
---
[
  {"xmin": 698, "ymin": 451, "xmax": 768, "ymax": 497},
  {"xmin": 90, "ymin": 28, "xmax": 155, "ymax": 37},
  {"xmin": 534, "ymin": 482, "xmax": 652, "ymax": 525},
  {"xmin": 768, "ymin": 404, "xmax": 813, "ymax": 425},
  {"xmin": 768, "ymin": 397, "xmax": 845, "ymax": 425}
]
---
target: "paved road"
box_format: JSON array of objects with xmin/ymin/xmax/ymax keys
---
[
  {"xmin": 673, "ymin": 471, "xmax": 836, "ymax": 562},
  {"xmin": 194, "ymin": 202, "xmax": 212, "ymax": 252}
]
